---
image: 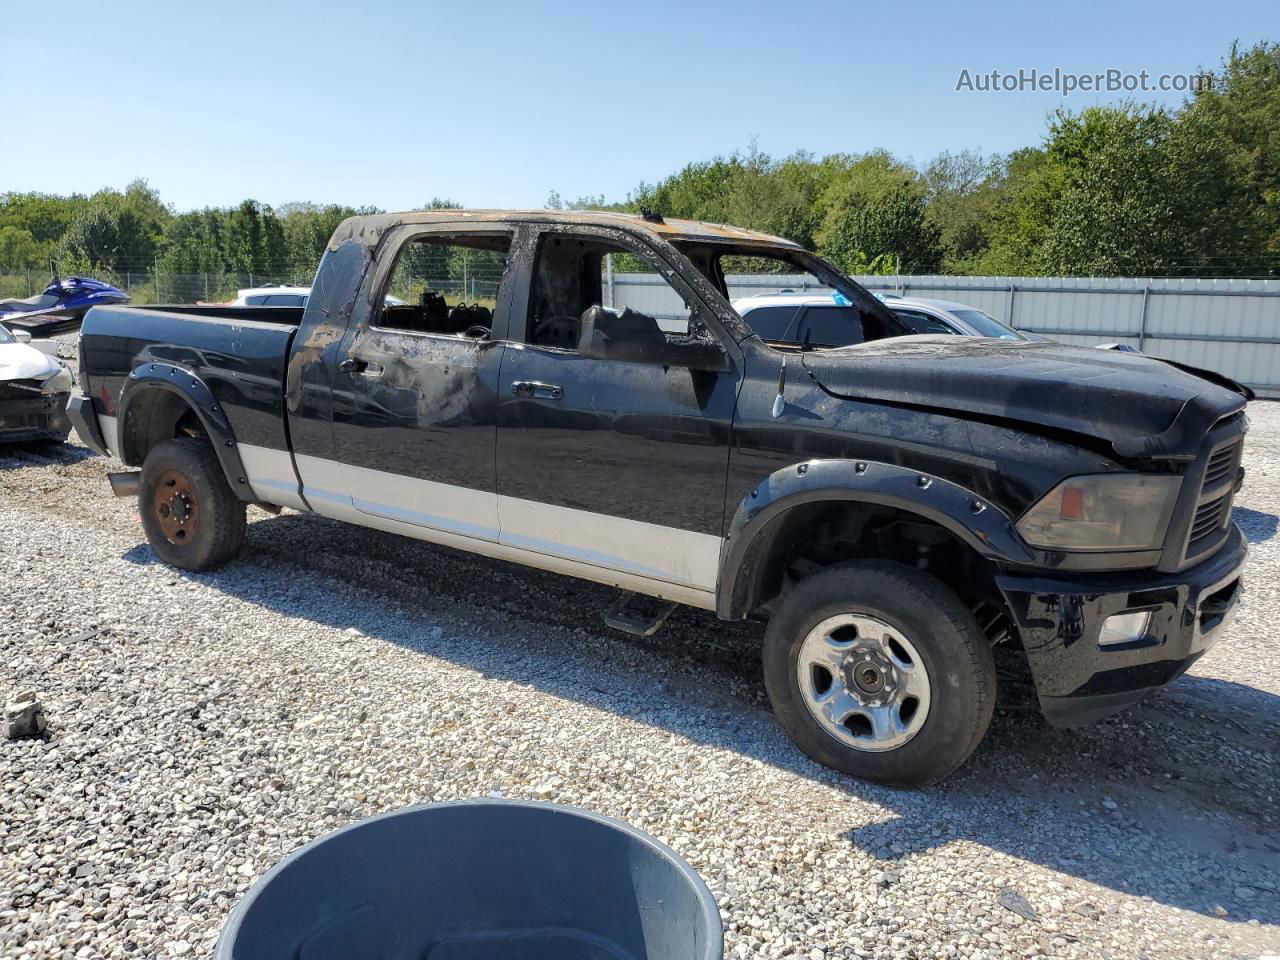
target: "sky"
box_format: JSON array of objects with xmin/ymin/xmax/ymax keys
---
[{"xmin": 2, "ymin": 0, "xmax": 1274, "ymax": 213}]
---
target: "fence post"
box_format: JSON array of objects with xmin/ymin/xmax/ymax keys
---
[
  {"xmin": 1007, "ymin": 283, "xmax": 1017, "ymax": 326},
  {"xmin": 26, "ymin": 267, "xmax": 32, "ymax": 296},
  {"xmin": 204, "ymin": 273, "xmax": 210, "ymax": 302},
  {"xmin": 1137, "ymin": 284, "xmax": 1150, "ymax": 350},
  {"xmin": 606, "ymin": 253, "xmax": 614, "ymax": 307}
]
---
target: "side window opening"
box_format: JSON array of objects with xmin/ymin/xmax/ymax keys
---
[
  {"xmin": 527, "ymin": 234, "xmax": 695, "ymax": 351},
  {"xmin": 377, "ymin": 232, "xmax": 512, "ymax": 338}
]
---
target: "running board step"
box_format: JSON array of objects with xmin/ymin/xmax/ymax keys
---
[{"xmin": 603, "ymin": 592, "xmax": 678, "ymax": 637}]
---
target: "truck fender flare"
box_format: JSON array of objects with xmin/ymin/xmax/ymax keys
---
[
  {"xmin": 116, "ymin": 362, "xmax": 255, "ymax": 502},
  {"xmin": 715, "ymin": 459, "xmax": 1034, "ymax": 619}
]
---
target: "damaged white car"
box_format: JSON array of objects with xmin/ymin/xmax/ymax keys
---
[{"xmin": 0, "ymin": 324, "xmax": 73, "ymax": 443}]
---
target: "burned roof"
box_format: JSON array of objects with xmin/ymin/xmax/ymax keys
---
[{"xmin": 327, "ymin": 209, "xmax": 802, "ymax": 251}]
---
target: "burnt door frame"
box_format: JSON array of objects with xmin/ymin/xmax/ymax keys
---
[
  {"xmin": 494, "ymin": 223, "xmax": 744, "ymax": 594},
  {"xmin": 326, "ymin": 222, "xmax": 518, "ymax": 540}
]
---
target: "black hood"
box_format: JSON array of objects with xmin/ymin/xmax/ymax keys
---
[{"xmin": 801, "ymin": 336, "xmax": 1247, "ymax": 461}]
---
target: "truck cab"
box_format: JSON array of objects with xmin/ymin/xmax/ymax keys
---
[{"xmin": 69, "ymin": 210, "xmax": 1250, "ymax": 785}]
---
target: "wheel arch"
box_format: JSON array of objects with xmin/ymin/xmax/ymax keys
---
[
  {"xmin": 117, "ymin": 363, "xmax": 254, "ymax": 502},
  {"xmin": 716, "ymin": 459, "xmax": 1035, "ymax": 620}
]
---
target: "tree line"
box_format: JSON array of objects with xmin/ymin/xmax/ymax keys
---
[{"xmin": 2, "ymin": 40, "xmax": 1276, "ymax": 282}]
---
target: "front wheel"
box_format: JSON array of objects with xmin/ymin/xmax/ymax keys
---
[
  {"xmin": 763, "ymin": 561, "xmax": 996, "ymax": 786},
  {"xmin": 139, "ymin": 437, "xmax": 246, "ymax": 570}
]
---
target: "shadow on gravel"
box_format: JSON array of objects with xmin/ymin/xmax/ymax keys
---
[
  {"xmin": 1232, "ymin": 506, "xmax": 1278, "ymax": 544},
  {"xmin": 122, "ymin": 512, "xmax": 1280, "ymax": 926},
  {"xmin": 0, "ymin": 439, "xmax": 97, "ymax": 469}
]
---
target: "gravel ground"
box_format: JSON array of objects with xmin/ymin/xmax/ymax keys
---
[{"xmin": 1, "ymin": 401, "xmax": 1278, "ymax": 960}]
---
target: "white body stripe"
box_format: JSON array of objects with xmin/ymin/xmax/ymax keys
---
[
  {"xmin": 497, "ymin": 495, "xmax": 720, "ymax": 590},
  {"xmin": 97, "ymin": 410, "xmax": 720, "ymax": 609},
  {"xmin": 237, "ymin": 444, "xmax": 308, "ymax": 511},
  {"xmin": 99, "ymin": 414, "xmax": 119, "ymax": 458},
  {"xmin": 341, "ymin": 462, "xmax": 500, "ymax": 541},
  {"xmin": 288, "ymin": 453, "xmax": 720, "ymax": 609}
]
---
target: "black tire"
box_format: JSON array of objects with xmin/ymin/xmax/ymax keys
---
[
  {"xmin": 139, "ymin": 437, "xmax": 246, "ymax": 571},
  {"xmin": 763, "ymin": 560, "xmax": 996, "ymax": 786}
]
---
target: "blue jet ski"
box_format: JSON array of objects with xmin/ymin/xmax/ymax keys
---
[{"xmin": 0, "ymin": 276, "xmax": 130, "ymax": 335}]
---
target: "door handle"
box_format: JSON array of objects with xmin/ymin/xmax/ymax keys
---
[
  {"xmin": 511, "ymin": 380, "xmax": 563, "ymax": 400},
  {"xmin": 339, "ymin": 357, "xmax": 385, "ymax": 379}
]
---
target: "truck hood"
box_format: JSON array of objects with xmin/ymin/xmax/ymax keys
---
[
  {"xmin": 0, "ymin": 341, "xmax": 62, "ymax": 382},
  {"xmin": 801, "ymin": 336, "xmax": 1247, "ymax": 460}
]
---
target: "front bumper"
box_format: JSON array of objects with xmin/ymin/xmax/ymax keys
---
[
  {"xmin": 0, "ymin": 391, "xmax": 71, "ymax": 443},
  {"xmin": 998, "ymin": 523, "xmax": 1248, "ymax": 727}
]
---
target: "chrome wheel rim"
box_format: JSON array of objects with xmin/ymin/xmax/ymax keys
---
[{"xmin": 797, "ymin": 613, "xmax": 932, "ymax": 752}]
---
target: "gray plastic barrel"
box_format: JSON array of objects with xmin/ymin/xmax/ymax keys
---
[{"xmin": 215, "ymin": 800, "xmax": 722, "ymax": 960}]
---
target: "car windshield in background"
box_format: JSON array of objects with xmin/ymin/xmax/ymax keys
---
[
  {"xmin": 951, "ymin": 308, "xmax": 1023, "ymax": 339},
  {"xmin": 0, "ymin": 325, "xmax": 15, "ymax": 345}
]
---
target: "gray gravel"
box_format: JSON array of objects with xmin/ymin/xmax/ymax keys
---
[{"xmin": 2, "ymin": 402, "xmax": 1278, "ymax": 960}]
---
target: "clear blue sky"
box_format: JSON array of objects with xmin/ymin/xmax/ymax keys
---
[{"xmin": 3, "ymin": 0, "xmax": 1273, "ymax": 213}]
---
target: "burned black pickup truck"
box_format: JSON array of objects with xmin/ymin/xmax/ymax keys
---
[{"xmin": 69, "ymin": 210, "xmax": 1249, "ymax": 785}]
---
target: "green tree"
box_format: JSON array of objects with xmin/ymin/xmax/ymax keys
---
[
  {"xmin": 0, "ymin": 226, "xmax": 44, "ymax": 270},
  {"xmin": 1181, "ymin": 41, "xmax": 1280, "ymax": 269},
  {"xmin": 820, "ymin": 184, "xmax": 943, "ymax": 274}
]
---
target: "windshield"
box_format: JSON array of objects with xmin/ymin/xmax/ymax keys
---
[
  {"xmin": 0, "ymin": 324, "xmax": 14, "ymax": 345},
  {"xmin": 669, "ymin": 240, "xmax": 911, "ymax": 347},
  {"xmin": 951, "ymin": 308, "xmax": 1024, "ymax": 340}
]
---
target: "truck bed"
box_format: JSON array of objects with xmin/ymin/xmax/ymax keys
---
[{"xmin": 78, "ymin": 304, "xmax": 303, "ymax": 457}]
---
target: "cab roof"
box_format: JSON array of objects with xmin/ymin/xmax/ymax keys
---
[{"xmin": 328, "ymin": 209, "xmax": 802, "ymax": 251}]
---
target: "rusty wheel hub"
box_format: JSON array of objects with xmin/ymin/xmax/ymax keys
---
[{"xmin": 153, "ymin": 469, "xmax": 199, "ymax": 545}]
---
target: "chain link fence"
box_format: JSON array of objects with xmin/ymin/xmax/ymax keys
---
[{"xmin": 1, "ymin": 265, "xmax": 506, "ymax": 307}]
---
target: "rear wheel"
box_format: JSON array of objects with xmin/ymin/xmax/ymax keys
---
[
  {"xmin": 763, "ymin": 561, "xmax": 995, "ymax": 786},
  {"xmin": 139, "ymin": 437, "xmax": 246, "ymax": 570}
]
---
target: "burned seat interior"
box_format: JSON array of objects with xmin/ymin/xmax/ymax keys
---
[{"xmin": 377, "ymin": 233, "xmax": 511, "ymax": 339}]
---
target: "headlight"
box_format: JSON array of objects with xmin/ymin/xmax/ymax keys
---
[
  {"xmin": 1016, "ymin": 474, "xmax": 1181, "ymax": 551},
  {"xmin": 40, "ymin": 365, "xmax": 74, "ymax": 395}
]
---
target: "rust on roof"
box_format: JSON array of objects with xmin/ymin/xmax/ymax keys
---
[{"xmin": 328, "ymin": 209, "xmax": 801, "ymax": 251}]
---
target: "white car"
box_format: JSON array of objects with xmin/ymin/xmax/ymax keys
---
[
  {"xmin": 231, "ymin": 285, "xmax": 406, "ymax": 308},
  {"xmin": 0, "ymin": 324, "xmax": 74, "ymax": 443},
  {"xmin": 732, "ymin": 292, "xmax": 1027, "ymax": 347},
  {"xmin": 878, "ymin": 295, "xmax": 1028, "ymax": 340}
]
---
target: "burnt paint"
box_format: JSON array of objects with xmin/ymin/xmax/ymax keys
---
[{"xmin": 287, "ymin": 239, "xmax": 370, "ymax": 465}]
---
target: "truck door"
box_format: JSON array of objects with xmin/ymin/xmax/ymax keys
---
[
  {"xmin": 494, "ymin": 227, "xmax": 740, "ymax": 601},
  {"xmin": 327, "ymin": 225, "xmax": 515, "ymax": 542}
]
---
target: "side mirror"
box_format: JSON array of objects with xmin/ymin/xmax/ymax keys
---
[
  {"xmin": 577, "ymin": 306, "xmax": 728, "ymax": 371},
  {"xmin": 12, "ymin": 329, "xmax": 32, "ymax": 344}
]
